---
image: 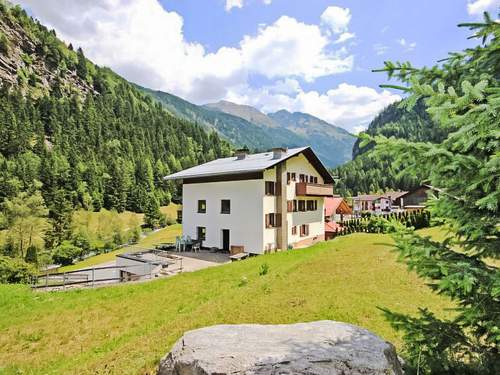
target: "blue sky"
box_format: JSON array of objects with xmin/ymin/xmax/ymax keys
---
[{"xmin": 13, "ymin": 0, "xmax": 500, "ymax": 132}]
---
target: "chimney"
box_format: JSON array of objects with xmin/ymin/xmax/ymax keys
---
[
  {"xmin": 234, "ymin": 148, "xmax": 249, "ymax": 160},
  {"xmin": 272, "ymin": 147, "xmax": 287, "ymax": 159}
]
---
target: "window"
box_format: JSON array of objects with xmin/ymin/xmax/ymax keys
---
[
  {"xmin": 221, "ymin": 199, "xmax": 231, "ymax": 214},
  {"xmin": 299, "ymin": 224, "xmax": 309, "ymax": 237},
  {"xmin": 307, "ymin": 200, "xmax": 314, "ymax": 211},
  {"xmin": 291, "ymin": 172, "xmax": 296, "ymax": 181},
  {"xmin": 265, "ymin": 181, "xmax": 276, "ymax": 195},
  {"xmin": 291, "ymin": 226, "xmax": 297, "ymax": 235},
  {"xmin": 197, "ymin": 200, "xmax": 206, "ymax": 213},
  {"xmin": 307, "ymin": 200, "xmax": 318, "ymax": 211},
  {"xmin": 298, "ymin": 200, "xmax": 306, "ymax": 212},
  {"xmin": 265, "ymin": 213, "xmax": 281, "ymax": 228},
  {"xmin": 197, "ymin": 226, "xmax": 206, "ymax": 241},
  {"xmin": 299, "ymin": 174, "xmax": 305, "ymax": 182},
  {"xmin": 287, "ymin": 200, "xmax": 293, "ymax": 212},
  {"xmin": 287, "ymin": 172, "xmax": 291, "ymax": 184},
  {"xmin": 293, "ymin": 200, "xmax": 298, "ymax": 212},
  {"xmin": 309, "ymin": 175, "xmax": 314, "ymax": 183},
  {"xmin": 313, "ymin": 176, "xmax": 318, "ymax": 184}
]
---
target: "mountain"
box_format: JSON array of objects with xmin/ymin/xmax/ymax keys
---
[
  {"xmin": 136, "ymin": 86, "xmax": 306, "ymax": 153},
  {"xmin": 0, "ymin": 2, "xmax": 231, "ymax": 216},
  {"xmin": 201, "ymin": 100, "xmax": 356, "ymax": 167},
  {"xmin": 268, "ymin": 110, "xmax": 355, "ymax": 167},
  {"xmin": 332, "ymin": 99, "xmax": 446, "ymax": 196},
  {"xmin": 204, "ymin": 100, "xmax": 278, "ymax": 128}
]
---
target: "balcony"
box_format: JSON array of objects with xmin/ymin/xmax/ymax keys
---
[{"xmin": 295, "ymin": 182, "xmax": 333, "ymax": 197}]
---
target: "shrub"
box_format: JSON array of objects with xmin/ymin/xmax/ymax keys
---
[
  {"xmin": 0, "ymin": 256, "xmax": 36, "ymax": 284},
  {"xmin": 129, "ymin": 227, "xmax": 141, "ymax": 244},
  {"xmin": 24, "ymin": 245, "xmax": 38, "ymax": 264},
  {"xmin": 259, "ymin": 263, "xmax": 269, "ymax": 276},
  {"xmin": 51, "ymin": 241, "xmax": 82, "ymax": 266},
  {"xmin": 0, "ymin": 31, "xmax": 10, "ymax": 55},
  {"xmin": 71, "ymin": 232, "xmax": 91, "ymax": 255}
]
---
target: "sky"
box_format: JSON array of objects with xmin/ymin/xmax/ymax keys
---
[{"xmin": 12, "ymin": 0, "xmax": 500, "ymax": 133}]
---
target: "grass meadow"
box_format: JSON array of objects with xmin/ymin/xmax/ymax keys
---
[{"xmin": 0, "ymin": 227, "xmax": 454, "ymax": 374}]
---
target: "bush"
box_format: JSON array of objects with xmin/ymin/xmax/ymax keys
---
[
  {"xmin": 0, "ymin": 31, "xmax": 10, "ymax": 55},
  {"xmin": 129, "ymin": 227, "xmax": 141, "ymax": 244},
  {"xmin": 165, "ymin": 216, "xmax": 176, "ymax": 226},
  {"xmin": 71, "ymin": 232, "xmax": 91, "ymax": 255},
  {"xmin": 51, "ymin": 242, "xmax": 82, "ymax": 266},
  {"xmin": 24, "ymin": 245, "xmax": 38, "ymax": 264},
  {"xmin": 0, "ymin": 256, "xmax": 36, "ymax": 284},
  {"xmin": 259, "ymin": 263, "xmax": 269, "ymax": 276}
]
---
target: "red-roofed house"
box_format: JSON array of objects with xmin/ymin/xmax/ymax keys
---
[{"xmin": 324, "ymin": 196, "xmax": 352, "ymax": 240}]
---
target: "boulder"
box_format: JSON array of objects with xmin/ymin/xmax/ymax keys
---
[{"xmin": 158, "ymin": 320, "xmax": 403, "ymax": 374}]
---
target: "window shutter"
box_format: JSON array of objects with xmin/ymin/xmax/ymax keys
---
[
  {"xmin": 265, "ymin": 214, "xmax": 270, "ymax": 228},
  {"xmin": 287, "ymin": 172, "xmax": 291, "ymax": 184},
  {"xmin": 287, "ymin": 200, "xmax": 293, "ymax": 212}
]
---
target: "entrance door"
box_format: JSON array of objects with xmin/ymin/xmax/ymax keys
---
[{"xmin": 222, "ymin": 229, "xmax": 230, "ymax": 251}]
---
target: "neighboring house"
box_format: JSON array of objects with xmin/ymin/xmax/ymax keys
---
[
  {"xmin": 324, "ymin": 196, "xmax": 352, "ymax": 223},
  {"xmin": 352, "ymin": 194, "xmax": 381, "ymax": 215},
  {"xmin": 324, "ymin": 196, "xmax": 352, "ymax": 240},
  {"xmin": 165, "ymin": 147, "xmax": 334, "ymax": 255},
  {"xmin": 352, "ymin": 191, "xmax": 407, "ymax": 216},
  {"xmin": 395, "ymin": 184, "xmax": 438, "ymax": 211}
]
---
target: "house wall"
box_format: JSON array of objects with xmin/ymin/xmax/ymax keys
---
[
  {"xmin": 182, "ymin": 152, "xmax": 327, "ymax": 254},
  {"xmin": 284, "ymin": 153, "xmax": 325, "ymax": 249},
  {"xmin": 182, "ymin": 179, "xmax": 264, "ymax": 254}
]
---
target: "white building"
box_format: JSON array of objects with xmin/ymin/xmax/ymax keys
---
[{"xmin": 165, "ymin": 147, "xmax": 334, "ymax": 255}]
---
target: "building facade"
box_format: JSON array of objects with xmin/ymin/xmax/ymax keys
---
[{"xmin": 165, "ymin": 147, "xmax": 334, "ymax": 254}]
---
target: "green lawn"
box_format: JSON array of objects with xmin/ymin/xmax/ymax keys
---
[
  {"xmin": 58, "ymin": 224, "xmax": 182, "ymax": 272},
  {"xmin": 0, "ymin": 227, "xmax": 454, "ymax": 374}
]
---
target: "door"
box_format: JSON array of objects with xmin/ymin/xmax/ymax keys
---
[{"xmin": 222, "ymin": 229, "xmax": 230, "ymax": 251}]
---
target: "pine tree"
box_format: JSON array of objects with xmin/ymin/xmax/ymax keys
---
[
  {"xmin": 45, "ymin": 189, "xmax": 73, "ymax": 248},
  {"xmin": 76, "ymin": 47, "xmax": 88, "ymax": 80},
  {"xmin": 372, "ymin": 15, "xmax": 499, "ymax": 374}
]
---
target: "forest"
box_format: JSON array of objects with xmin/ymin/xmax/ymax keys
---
[
  {"xmin": 332, "ymin": 99, "xmax": 448, "ymax": 196},
  {"xmin": 0, "ymin": 2, "xmax": 231, "ymax": 279}
]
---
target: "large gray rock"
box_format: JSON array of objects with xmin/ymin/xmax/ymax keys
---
[{"xmin": 158, "ymin": 320, "xmax": 403, "ymax": 374}]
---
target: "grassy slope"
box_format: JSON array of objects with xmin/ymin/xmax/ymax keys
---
[
  {"xmin": 0, "ymin": 227, "xmax": 454, "ymax": 374},
  {"xmin": 58, "ymin": 224, "xmax": 182, "ymax": 272}
]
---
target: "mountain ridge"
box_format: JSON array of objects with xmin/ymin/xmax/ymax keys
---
[{"xmin": 198, "ymin": 99, "xmax": 356, "ymax": 167}]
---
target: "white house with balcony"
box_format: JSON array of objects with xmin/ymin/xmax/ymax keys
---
[{"xmin": 165, "ymin": 147, "xmax": 334, "ymax": 255}]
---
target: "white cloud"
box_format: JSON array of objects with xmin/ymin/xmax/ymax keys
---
[
  {"xmin": 467, "ymin": 0, "xmax": 500, "ymax": 16},
  {"xmin": 13, "ymin": 0, "xmax": 354, "ymax": 104},
  {"xmin": 226, "ymin": 0, "xmax": 244, "ymax": 12},
  {"xmin": 12, "ymin": 1, "xmax": 393, "ymax": 131},
  {"xmin": 225, "ymin": 83, "xmax": 401, "ymax": 132},
  {"xmin": 226, "ymin": 0, "xmax": 273, "ymax": 11},
  {"xmin": 373, "ymin": 43, "xmax": 389, "ymax": 56},
  {"xmin": 321, "ymin": 6, "xmax": 351, "ymax": 34},
  {"xmin": 334, "ymin": 32, "xmax": 355, "ymax": 44},
  {"xmin": 397, "ymin": 38, "xmax": 416, "ymax": 52},
  {"xmin": 241, "ymin": 16, "xmax": 353, "ymax": 81}
]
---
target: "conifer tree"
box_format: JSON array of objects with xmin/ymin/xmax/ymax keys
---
[{"xmin": 370, "ymin": 15, "xmax": 499, "ymax": 374}]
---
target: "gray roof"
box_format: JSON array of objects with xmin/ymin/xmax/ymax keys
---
[{"xmin": 165, "ymin": 146, "xmax": 333, "ymax": 183}]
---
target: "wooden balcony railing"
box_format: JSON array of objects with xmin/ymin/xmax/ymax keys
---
[{"xmin": 296, "ymin": 182, "xmax": 333, "ymax": 197}]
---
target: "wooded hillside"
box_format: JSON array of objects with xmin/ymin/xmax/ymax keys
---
[
  {"xmin": 0, "ymin": 2, "xmax": 231, "ymax": 215},
  {"xmin": 332, "ymin": 99, "xmax": 446, "ymax": 196}
]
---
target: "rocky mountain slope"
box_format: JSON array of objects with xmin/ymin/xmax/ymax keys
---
[
  {"xmin": 0, "ymin": 2, "xmax": 231, "ymax": 214},
  {"xmin": 204, "ymin": 100, "xmax": 278, "ymax": 128},
  {"xmin": 268, "ymin": 109, "xmax": 355, "ymax": 167},
  {"xmin": 201, "ymin": 100, "xmax": 356, "ymax": 167}
]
